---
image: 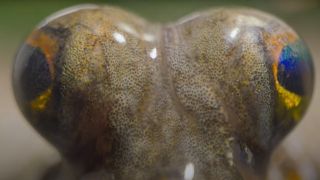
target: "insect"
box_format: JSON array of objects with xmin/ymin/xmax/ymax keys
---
[{"xmin": 12, "ymin": 4, "xmax": 314, "ymax": 180}]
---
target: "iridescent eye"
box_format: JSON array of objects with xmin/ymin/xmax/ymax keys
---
[
  {"xmin": 14, "ymin": 43, "xmax": 52, "ymax": 105},
  {"xmin": 277, "ymin": 40, "xmax": 313, "ymax": 96},
  {"xmin": 270, "ymin": 35, "xmax": 314, "ymax": 124},
  {"xmin": 13, "ymin": 32, "xmax": 57, "ymax": 114},
  {"xmin": 13, "ymin": 27, "xmax": 70, "ymax": 119}
]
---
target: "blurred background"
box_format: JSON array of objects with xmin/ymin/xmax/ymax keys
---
[{"xmin": 0, "ymin": 0, "xmax": 319, "ymax": 179}]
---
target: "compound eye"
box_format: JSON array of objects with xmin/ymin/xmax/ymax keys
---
[
  {"xmin": 272, "ymin": 37, "xmax": 314, "ymax": 122},
  {"xmin": 277, "ymin": 40, "xmax": 314, "ymax": 97},
  {"xmin": 13, "ymin": 30, "xmax": 58, "ymax": 113}
]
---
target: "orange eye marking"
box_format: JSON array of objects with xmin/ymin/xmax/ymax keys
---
[
  {"xmin": 264, "ymin": 33, "xmax": 296, "ymax": 62},
  {"xmin": 264, "ymin": 33, "xmax": 302, "ymax": 110},
  {"xmin": 26, "ymin": 30, "xmax": 58, "ymax": 77}
]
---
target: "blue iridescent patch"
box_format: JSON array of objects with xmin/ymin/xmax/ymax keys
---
[{"xmin": 277, "ymin": 40, "xmax": 313, "ymax": 95}]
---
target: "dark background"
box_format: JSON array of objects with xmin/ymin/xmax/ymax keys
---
[{"xmin": 0, "ymin": 0, "xmax": 319, "ymax": 179}]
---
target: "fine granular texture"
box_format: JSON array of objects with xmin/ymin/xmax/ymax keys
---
[{"xmin": 13, "ymin": 5, "xmax": 314, "ymax": 180}]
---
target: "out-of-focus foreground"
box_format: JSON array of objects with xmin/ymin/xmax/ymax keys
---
[{"xmin": 0, "ymin": 0, "xmax": 319, "ymax": 179}]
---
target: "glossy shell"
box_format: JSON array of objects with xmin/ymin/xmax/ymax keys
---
[{"xmin": 12, "ymin": 5, "xmax": 314, "ymax": 180}]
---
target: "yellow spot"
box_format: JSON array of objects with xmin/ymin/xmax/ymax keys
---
[
  {"xmin": 31, "ymin": 88, "xmax": 52, "ymax": 111},
  {"xmin": 274, "ymin": 79, "xmax": 301, "ymax": 109}
]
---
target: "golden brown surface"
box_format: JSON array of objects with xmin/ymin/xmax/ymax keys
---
[{"xmin": 1, "ymin": 3, "xmax": 318, "ymax": 180}]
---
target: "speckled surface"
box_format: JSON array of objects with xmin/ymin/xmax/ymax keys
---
[{"xmin": 12, "ymin": 5, "xmax": 314, "ymax": 180}]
